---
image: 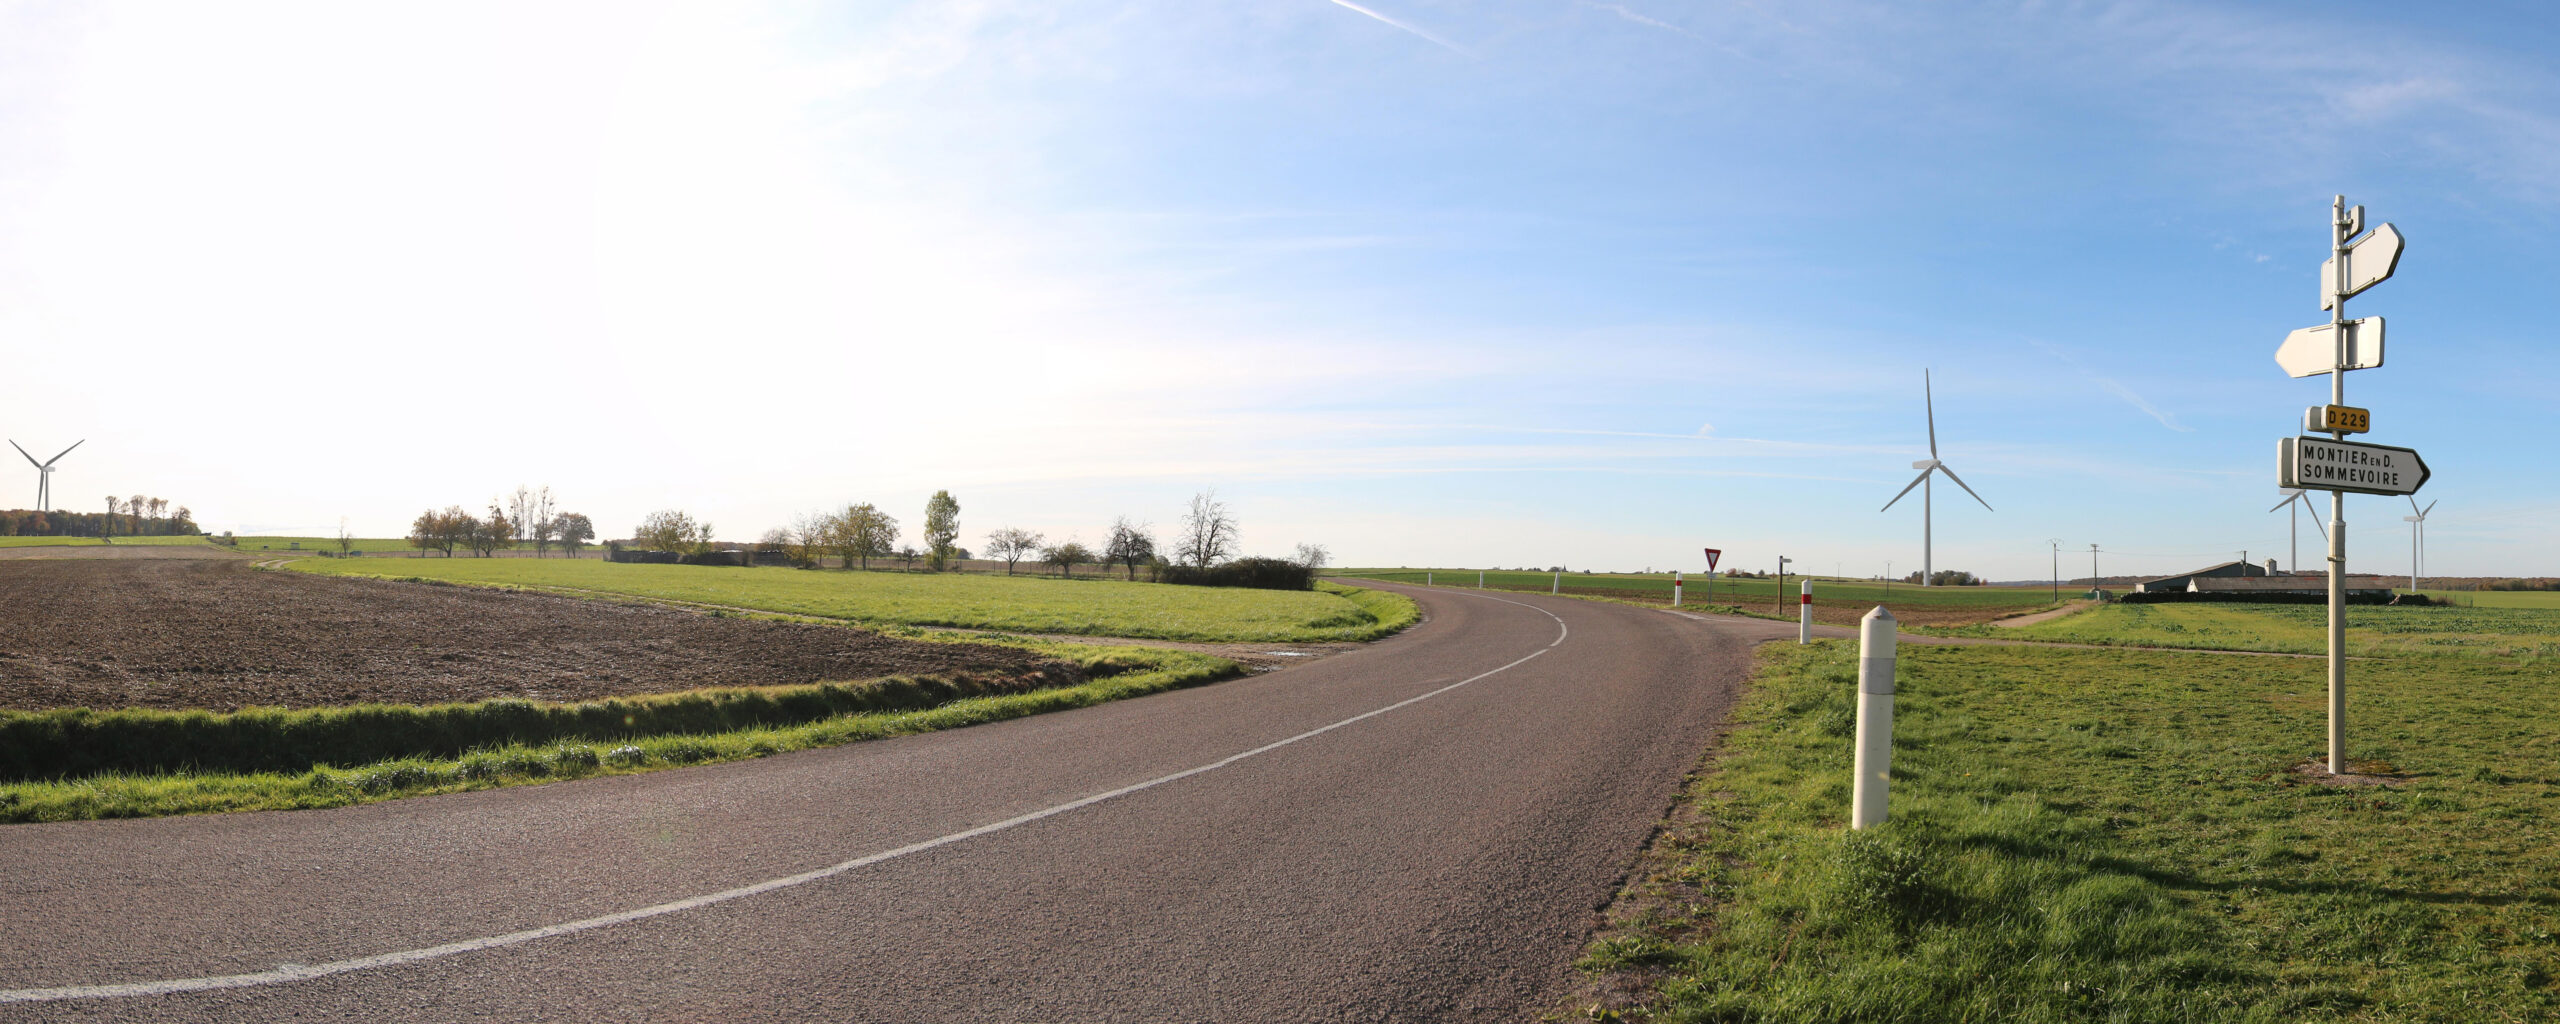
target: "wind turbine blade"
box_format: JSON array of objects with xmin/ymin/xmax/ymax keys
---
[
  {"xmin": 2307, "ymin": 512, "xmax": 2327, "ymax": 540},
  {"xmin": 1879, "ymin": 467, "xmax": 1932, "ymax": 512},
  {"xmin": 2420, "ymin": 500, "xmax": 2436, "ymax": 518},
  {"xmin": 46, "ymin": 439, "xmax": 83, "ymax": 466},
  {"xmin": 1935, "ymin": 462, "xmax": 1993, "ymax": 511},
  {"xmin": 1924, "ymin": 369, "xmax": 1938, "ymax": 458},
  {"xmin": 2269, "ymin": 496, "xmax": 2295, "ymax": 514},
  {"xmin": 8, "ymin": 441, "xmax": 38, "ymax": 469}
]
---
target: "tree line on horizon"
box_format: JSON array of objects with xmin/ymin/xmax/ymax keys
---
[
  {"xmin": 407, "ymin": 486, "xmax": 595, "ymax": 558},
  {"xmin": 0, "ymin": 496, "xmax": 198, "ymax": 539}
]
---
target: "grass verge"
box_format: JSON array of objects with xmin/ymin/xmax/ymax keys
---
[
  {"xmin": 1574, "ymin": 640, "xmax": 2560, "ymax": 1022},
  {"xmin": 0, "ymin": 643, "xmax": 1238, "ymax": 823}
]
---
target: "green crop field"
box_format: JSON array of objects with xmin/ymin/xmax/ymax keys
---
[
  {"xmin": 0, "ymin": 535, "xmax": 215, "ymax": 548},
  {"xmin": 1332, "ymin": 568, "xmax": 2053, "ymax": 607},
  {"xmin": 1580, "ymin": 615, "xmax": 2560, "ymax": 1021},
  {"xmin": 1956, "ymin": 601, "xmax": 2560, "ymax": 659},
  {"xmin": 2418, "ymin": 589, "xmax": 2560, "ymax": 609},
  {"xmin": 229, "ymin": 535, "xmax": 414, "ymax": 553},
  {"xmin": 288, "ymin": 557, "xmax": 1416, "ymax": 644}
]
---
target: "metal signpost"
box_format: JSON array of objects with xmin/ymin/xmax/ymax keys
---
[{"xmin": 2281, "ymin": 196, "xmax": 2426, "ymax": 776}]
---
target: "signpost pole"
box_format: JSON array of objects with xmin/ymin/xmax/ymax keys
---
[{"xmin": 2326, "ymin": 195, "xmax": 2351, "ymax": 776}]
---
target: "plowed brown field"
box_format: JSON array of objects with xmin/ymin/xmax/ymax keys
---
[{"xmin": 0, "ymin": 550, "xmax": 1068, "ymax": 711}]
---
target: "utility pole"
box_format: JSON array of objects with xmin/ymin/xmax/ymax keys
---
[
  {"xmin": 2088, "ymin": 543, "xmax": 2101, "ymax": 589},
  {"xmin": 2049, "ymin": 539, "xmax": 2062, "ymax": 602}
]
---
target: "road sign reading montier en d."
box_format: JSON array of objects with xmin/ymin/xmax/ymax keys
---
[
  {"xmin": 2279, "ymin": 436, "xmax": 2430, "ymax": 496},
  {"xmin": 2276, "ymin": 317, "xmax": 2383, "ymax": 378}
]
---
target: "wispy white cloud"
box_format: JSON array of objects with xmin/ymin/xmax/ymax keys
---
[
  {"xmin": 2028, "ymin": 339, "xmax": 2192, "ymax": 433},
  {"xmin": 1325, "ymin": 0, "xmax": 1477, "ymax": 58}
]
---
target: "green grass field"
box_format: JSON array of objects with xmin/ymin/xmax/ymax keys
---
[
  {"xmin": 0, "ymin": 535, "xmax": 217, "ymax": 548},
  {"xmin": 1581, "ymin": 602, "xmax": 2560, "ymax": 1021},
  {"xmin": 287, "ymin": 557, "xmax": 1416, "ymax": 644}
]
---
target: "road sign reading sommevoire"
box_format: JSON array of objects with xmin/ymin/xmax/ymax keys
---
[{"xmin": 2279, "ymin": 436, "xmax": 2429, "ymax": 496}]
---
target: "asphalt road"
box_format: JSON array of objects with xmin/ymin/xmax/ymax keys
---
[{"xmin": 0, "ymin": 585, "xmax": 1791, "ymax": 1022}]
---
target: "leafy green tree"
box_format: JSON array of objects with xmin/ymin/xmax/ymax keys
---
[
  {"xmin": 554, "ymin": 513, "xmax": 596, "ymax": 557},
  {"xmin": 922, "ymin": 490, "xmax": 961, "ymax": 570},
  {"xmin": 830, "ymin": 503, "xmax": 898, "ymax": 570},
  {"xmin": 1043, "ymin": 540, "xmax": 1093, "ymax": 578},
  {"xmin": 636, "ymin": 509, "xmax": 711, "ymax": 555}
]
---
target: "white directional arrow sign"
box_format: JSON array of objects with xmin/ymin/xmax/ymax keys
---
[
  {"xmin": 2280, "ymin": 435, "xmax": 2430, "ymax": 496},
  {"xmin": 2275, "ymin": 316, "xmax": 2384, "ymax": 377},
  {"xmin": 2320, "ymin": 223, "xmax": 2403, "ymax": 310}
]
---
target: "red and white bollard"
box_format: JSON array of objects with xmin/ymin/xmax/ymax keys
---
[
  {"xmin": 1673, "ymin": 570, "xmax": 1683, "ymax": 608},
  {"xmin": 1798, "ymin": 579, "xmax": 1813, "ymax": 644}
]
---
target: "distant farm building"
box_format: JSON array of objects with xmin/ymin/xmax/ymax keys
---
[{"xmin": 2130, "ymin": 559, "xmax": 2398, "ymax": 603}]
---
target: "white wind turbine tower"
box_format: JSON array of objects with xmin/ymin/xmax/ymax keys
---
[
  {"xmin": 2402, "ymin": 497, "xmax": 2436, "ymax": 592},
  {"xmin": 10, "ymin": 440, "xmax": 84, "ymax": 513},
  {"xmin": 2269, "ymin": 488, "xmax": 2327, "ymax": 573},
  {"xmin": 1879, "ymin": 370, "xmax": 1992, "ymax": 587}
]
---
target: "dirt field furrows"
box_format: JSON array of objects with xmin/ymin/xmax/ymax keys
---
[{"xmin": 0, "ymin": 554, "xmax": 1069, "ymax": 711}]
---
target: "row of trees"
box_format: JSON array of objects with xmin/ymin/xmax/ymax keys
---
[
  {"xmin": 975, "ymin": 491, "xmax": 1328, "ymax": 581},
  {"xmin": 409, "ymin": 488, "xmax": 595, "ymax": 557},
  {"xmin": 0, "ymin": 497, "xmax": 198, "ymax": 538}
]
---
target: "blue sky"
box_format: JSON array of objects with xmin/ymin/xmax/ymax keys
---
[{"xmin": 1, "ymin": 1, "xmax": 2553, "ymax": 580}]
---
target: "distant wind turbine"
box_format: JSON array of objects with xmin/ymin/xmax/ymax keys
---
[
  {"xmin": 10, "ymin": 439, "xmax": 83, "ymax": 513},
  {"xmin": 1879, "ymin": 370, "xmax": 1992, "ymax": 587},
  {"xmin": 2402, "ymin": 497, "xmax": 2436, "ymax": 592},
  {"xmin": 2269, "ymin": 488, "xmax": 2327, "ymax": 573}
]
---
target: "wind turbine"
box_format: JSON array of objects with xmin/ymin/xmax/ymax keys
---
[
  {"xmin": 10, "ymin": 440, "xmax": 83, "ymax": 513},
  {"xmin": 1879, "ymin": 370, "xmax": 1992, "ymax": 586},
  {"xmin": 2402, "ymin": 497, "xmax": 2436, "ymax": 592},
  {"xmin": 2269, "ymin": 488, "xmax": 2327, "ymax": 573}
]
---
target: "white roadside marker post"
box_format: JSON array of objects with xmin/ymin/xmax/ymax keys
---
[
  {"xmin": 1552, "ymin": 571, "xmax": 1560, "ymax": 595},
  {"xmin": 1852, "ymin": 605, "xmax": 1897, "ymax": 829},
  {"xmin": 1799, "ymin": 579, "xmax": 1813, "ymax": 644},
  {"xmin": 1673, "ymin": 570, "xmax": 1683, "ymax": 608},
  {"xmin": 1478, "ymin": 570, "xmax": 1484, "ymax": 589},
  {"xmin": 1426, "ymin": 572, "xmax": 1433, "ymax": 587}
]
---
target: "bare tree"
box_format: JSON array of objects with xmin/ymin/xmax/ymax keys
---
[
  {"xmin": 529, "ymin": 487, "xmax": 558, "ymax": 557},
  {"xmin": 985, "ymin": 527, "xmax": 1045, "ymax": 575},
  {"xmin": 1103, "ymin": 517, "xmax": 1155, "ymax": 581},
  {"xmin": 507, "ymin": 486, "xmax": 536, "ymax": 550},
  {"xmin": 896, "ymin": 545, "xmax": 922, "ymax": 571},
  {"xmin": 337, "ymin": 517, "xmax": 354, "ymax": 555},
  {"xmin": 1293, "ymin": 542, "xmax": 1330, "ymax": 570},
  {"xmin": 1175, "ymin": 490, "xmax": 1238, "ymax": 568},
  {"xmin": 789, "ymin": 510, "xmax": 833, "ymax": 568}
]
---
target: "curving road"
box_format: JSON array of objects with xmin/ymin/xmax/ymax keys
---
[{"xmin": 0, "ymin": 585, "xmax": 1795, "ymax": 1022}]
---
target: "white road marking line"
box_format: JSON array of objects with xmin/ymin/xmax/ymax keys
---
[{"xmin": 3, "ymin": 589, "xmax": 1569, "ymax": 1005}]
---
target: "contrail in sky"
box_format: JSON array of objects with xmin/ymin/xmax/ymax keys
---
[{"xmin": 1326, "ymin": 0, "xmax": 1478, "ymax": 58}]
